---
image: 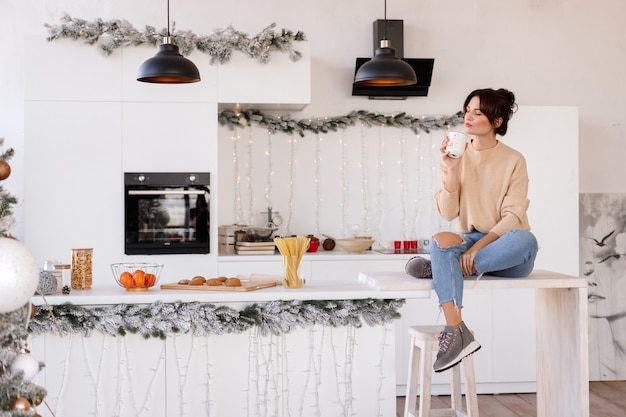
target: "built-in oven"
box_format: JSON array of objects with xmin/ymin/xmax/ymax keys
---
[{"xmin": 124, "ymin": 172, "xmax": 210, "ymax": 255}]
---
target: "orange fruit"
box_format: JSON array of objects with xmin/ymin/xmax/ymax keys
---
[
  {"xmin": 119, "ymin": 271, "xmax": 134, "ymax": 288},
  {"xmin": 132, "ymin": 269, "xmax": 146, "ymax": 287},
  {"xmin": 145, "ymin": 273, "xmax": 157, "ymax": 287}
]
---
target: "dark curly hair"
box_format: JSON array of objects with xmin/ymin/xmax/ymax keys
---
[{"xmin": 463, "ymin": 88, "xmax": 518, "ymax": 136}]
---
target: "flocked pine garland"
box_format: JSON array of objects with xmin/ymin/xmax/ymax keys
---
[
  {"xmin": 28, "ymin": 299, "xmax": 405, "ymax": 340},
  {"xmin": 218, "ymin": 109, "xmax": 464, "ymax": 137},
  {"xmin": 45, "ymin": 14, "xmax": 306, "ymax": 64}
]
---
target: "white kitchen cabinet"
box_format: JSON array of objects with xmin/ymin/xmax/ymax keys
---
[
  {"xmin": 24, "ymin": 36, "xmax": 122, "ymax": 102},
  {"xmin": 491, "ymin": 288, "xmax": 536, "ymax": 384},
  {"xmin": 310, "ymin": 258, "xmax": 405, "ymax": 281},
  {"xmin": 120, "ymin": 101, "xmax": 218, "ymax": 173},
  {"xmin": 24, "ymin": 100, "xmax": 126, "ymax": 276},
  {"xmin": 216, "ymin": 41, "xmax": 311, "ymax": 110},
  {"xmin": 217, "ymin": 253, "xmax": 538, "ymax": 395}
]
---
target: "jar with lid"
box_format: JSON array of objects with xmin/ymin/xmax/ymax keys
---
[
  {"xmin": 71, "ymin": 248, "xmax": 93, "ymax": 289},
  {"xmin": 54, "ymin": 263, "xmax": 71, "ymax": 291},
  {"xmin": 44, "ymin": 260, "xmax": 63, "ymax": 294}
]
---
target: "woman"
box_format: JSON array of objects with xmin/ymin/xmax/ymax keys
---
[{"xmin": 429, "ymin": 88, "xmax": 539, "ymax": 372}]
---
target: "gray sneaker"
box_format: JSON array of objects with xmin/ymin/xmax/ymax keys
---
[
  {"xmin": 405, "ymin": 256, "xmax": 432, "ymax": 278},
  {"xmin": 433, "ymin": 321, "xmax": 481, "ymax": 373}
]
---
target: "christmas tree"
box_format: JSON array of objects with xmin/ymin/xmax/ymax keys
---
[
  {"xmin": 0, "ymin": 307, "xmax": 47, "ymax": 416},
  {"xmin": 0, "ymin": 138, "xmax": 17, "ymax": 236},
  {"xmin": 0, "ymin": 138, "xmax": 48, "ymax": 416}
]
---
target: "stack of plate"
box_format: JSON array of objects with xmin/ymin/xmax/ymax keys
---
[{"xmin": 235, "ymin": 241, "xmax": 276, "ymax": 255}]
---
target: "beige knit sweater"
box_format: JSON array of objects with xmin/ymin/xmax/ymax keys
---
[{"xmin": 434, "ymin": 140, "xmax": 531, "ymax": 237}]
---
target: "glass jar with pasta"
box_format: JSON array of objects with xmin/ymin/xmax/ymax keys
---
[{"xmin": 70, "ymin": 248, "xmax": 93, "ymax": 289}]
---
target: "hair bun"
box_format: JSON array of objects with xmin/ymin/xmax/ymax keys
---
[{"xmin": 497, "ymin": 88, "xmax": 518, "ymax": 114}]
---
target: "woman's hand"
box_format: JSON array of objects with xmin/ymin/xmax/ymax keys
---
[
  {"xmin": 460, "ymin": 246, "xmax": 479, "ymax": 276},
  {"xmin": 461, "ymin": 232, "xmax": 500, "ymax": 276},
  {"xmin": 440, "ymin": 136, "xmax": 464, "ymax": 193},
  {"xmin": 440, "ymin": 136, "xmax": 464, "ymax": 169}
]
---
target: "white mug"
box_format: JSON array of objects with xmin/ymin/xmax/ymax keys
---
[{"xmin": 445, "ymin": 131, "xmax": 470, "ymax": 158}]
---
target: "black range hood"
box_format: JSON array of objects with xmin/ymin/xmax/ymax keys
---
[{"xmin": 352, "ymin": 19, "xmax": 435, "ymax": 100}]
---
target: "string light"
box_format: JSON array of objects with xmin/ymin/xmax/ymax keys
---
[
  {"xmin": 340, "ymin": 129, "xmax": 349, "ymax": 237},
  {"xmin": 264, "ymin": 130, "xmax": 273, "ymax": 210},
  {"xmin": 398, "ymin": 128, "xmax": 408, "ymax": 240},
  {"xmin": 231, "ymin": 128, "xmax": 243, "ymax": 224},
  {"xmin": 414, "ymin": 129, "xmax": 423, "ymax": 242},
  {"xmin": 360, "ymin": 127, "xmax": 369, "ymax": 237},
  {"xmin": 286, "ymin": 133, "xmax": 296, "ymax": 234},
  {"xmin": 246, "ymin": 128, "xmax": 254, "ymax": 225},
  {"xmin": 314, "ymin": 135, "xmax": 323, "ymax": 236},
  {"xmin": 374, "ymin": 124, "xmax": 386, "ymax": 245},
  {"xmin": 218, "ymin": 113, "xmax": 456, "ymax": 241}
]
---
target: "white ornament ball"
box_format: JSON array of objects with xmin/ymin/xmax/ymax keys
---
[
  {"xmin": 10, "ymin": 352, "xmax": 41, "ymax": 381},
  {"xmin": 0, "ymin": 238, "xmax": 40, "ymax": 313}
]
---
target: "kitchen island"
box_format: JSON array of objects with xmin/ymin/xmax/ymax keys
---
[
  {"xmin": 29, "ymin": 278, "xmax": 428, "ymax": 417},
  {"xmin": 29, "ymin": 269, "xmax": 587, "ymax": 417}
]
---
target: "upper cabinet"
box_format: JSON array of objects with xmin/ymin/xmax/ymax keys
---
[
  {"xmin": 25, "ymin": 36, "xmax": 123, "ymax": 102},
  {"xmin": 216, "ymin": 41, "xmax": 310, "ymax": 111},
  {"xmin": 25, "ymin": 35, "xmax": 311, "ymax": 109}
]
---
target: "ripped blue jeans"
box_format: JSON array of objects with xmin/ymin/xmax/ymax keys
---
[{"xmin": 429, "ymin": 229, "xmax": 538, "ymax": 308}]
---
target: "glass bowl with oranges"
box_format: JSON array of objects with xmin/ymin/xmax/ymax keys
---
[{"xmin": 111, "ymin": 263, "xmax": 163, "ymax": 291}]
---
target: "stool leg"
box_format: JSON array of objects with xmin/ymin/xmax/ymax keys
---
[
  {"xmin": 405, "ymin": 336, "xmax": 420, "ymax": 417},
  {"xmin": 417, "ymin": 340, "xmax": 433, "ymax": 417},
  {"xmin": 450, "ymin": 364, "xmax": 463, "ymax": 413},
  {"xmin": 462, "ymin": 357, "xmax": 479, "ymax": 417}
]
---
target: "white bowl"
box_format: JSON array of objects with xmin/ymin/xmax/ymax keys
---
[{"xmin": 335, "ymin": 238, "xmax": 375, "ymax": 254}]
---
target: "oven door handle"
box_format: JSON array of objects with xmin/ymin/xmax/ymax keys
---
[{"xmin": 128, "ymin": 190, "xmax": 206, "ymax": 196}]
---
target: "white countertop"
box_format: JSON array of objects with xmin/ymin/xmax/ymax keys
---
[
  {"xmin": 31, "ymin": 269, "xmax": 583, "ymax": 307},
  {"xmin": 217, "ymin": 249, "xmax": 426, "ymax": 262},
  {"xmin": 31, "ymin": 277, "xmax": 431, "ymax": 306}
]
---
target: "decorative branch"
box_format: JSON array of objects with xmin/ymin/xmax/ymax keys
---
[
  {"xmin": 45, "ymin": 14, "xmax": 306, "ymax": 64},
  {"xmin": 29, "ymin": 299, "xmax": 405, "ymax": 340},
  {"xmin": 218, "ymin": 109, "xmax": 464, "ymax": 137}
]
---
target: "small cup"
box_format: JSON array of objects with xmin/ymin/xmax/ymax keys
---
[
  {"xmin": 394, "ymin": 240, "xmax": 401, "ymax": 253},
  {"xmin": 445, "ymin": 131, "xmax": 470, "ymax": 158}
]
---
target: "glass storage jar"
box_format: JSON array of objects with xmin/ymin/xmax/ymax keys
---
[{"xmin": 71, "ymin": 248, "xmax": 93, "ymax": 289}]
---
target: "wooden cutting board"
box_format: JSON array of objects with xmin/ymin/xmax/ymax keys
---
[{"xmin": 160, "ymin": 281, "xmax": 277, "ymax": 292}]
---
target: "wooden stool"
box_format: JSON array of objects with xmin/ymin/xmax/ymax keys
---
[{"xmin": 404, "ymin": 325, "xmax": 479, "ymax": 417}]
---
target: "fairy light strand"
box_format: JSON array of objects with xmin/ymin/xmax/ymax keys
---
[
  {"xmin": 375, "ymin": 124, "xmax": 385, "ymax": 244},
  {"xmin": 414, "ymin": 129, "xmax": 423, "ymax": 242},
  {"xmin": 314, "ymin": 135, "xmax": 322, "ymax": 236},
  {"xmin": 231, "ymin": 127, "xmax": 243, "ymax": 224},
  {"xmin": 218, "ymin": 114, "xmax": 461, "ymax": 242},
  {"xmin": 265, "ymin": 130, "xmax": 273, "ymax": 211},
  {"xmin": 341, "ymin": 130, "xmax": 349, "ymax": 237},
  {"xmin": 399, "ymin": 127, "xmax": 408, "ymax": 240},
  {"xmin": 361, "ymin": 127, "xmax": 369, "ymax": 237},
  {"xmin": 286, "ymin": 133, "xmax": 296, "ymax": 234},
  {"xmin": 246, "ymin": 127, "xmax": 254, "ymax": 225}
]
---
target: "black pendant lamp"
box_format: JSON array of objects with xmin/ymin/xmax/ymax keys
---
[
  {"xmin": 354, "ymin": 0, "xmax": 417, "ymax": 87},
  {"xmin": 137, "ymin": 0, "xmax": 201, "ymax": 84}
]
